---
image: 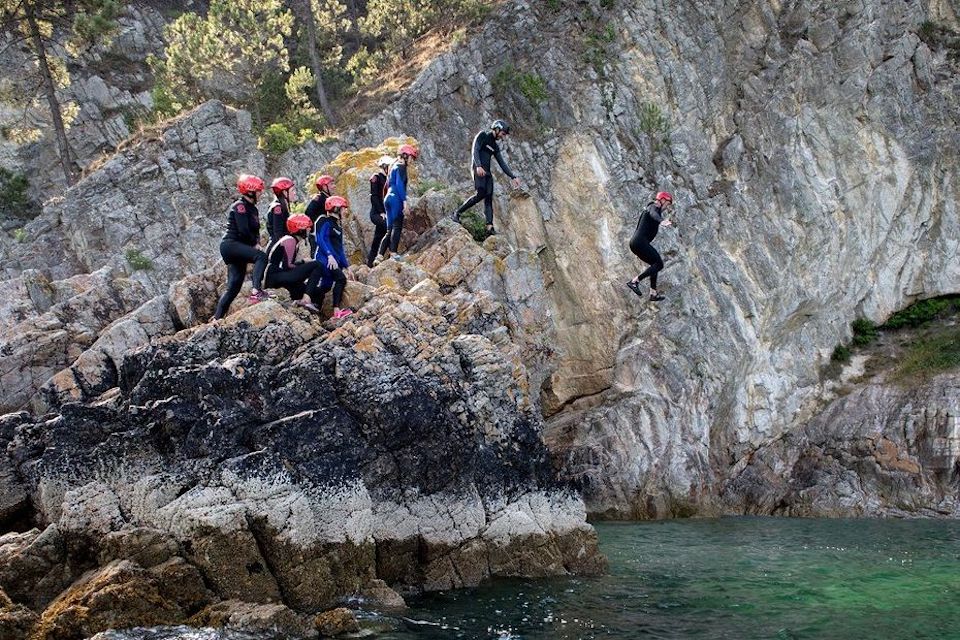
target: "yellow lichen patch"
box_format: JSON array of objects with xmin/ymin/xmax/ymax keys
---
[
  {"xmin": 306, "ymin": 137, "xmax": 420, "ymax": 197},
  {"xmin": 493, "ymin": 257, "xmax": 507, "ymax": 276}
]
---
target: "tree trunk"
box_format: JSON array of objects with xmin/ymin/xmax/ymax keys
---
[
  {"xmin": 26, "ymin": 7, "xmax": 77, "ymax": 186},
  {"xmin": 297, "ymin": 0, "xmax": 337, "ymax": 127}
]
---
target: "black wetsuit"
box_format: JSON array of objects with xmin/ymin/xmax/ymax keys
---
[
  {"xmin": 630, "ymin": 202, "xmax": 665, "ymax": 289},
  {"xmin": 214, "ymin": 198, "xmax": 267, "ymax": 319},
  {"xmin": 455, "ymin": 130, "xmax": 517, "ymax": 225},
  {"xmin": 368, "ymin": 170, "xmax": 388, "ymax": 266},
  {"xmin": 304, "ymin": 192, "xmax": 329, "ymax": 258},
  {"xmin": 264, "ymin": 234, "xmax": 321, "ymax": 304},
  {"xmin": 266, "ymin": 197, "xmax": 289, "ymax": 245}
]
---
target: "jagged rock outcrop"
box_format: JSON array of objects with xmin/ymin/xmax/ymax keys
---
[
  {"xmin": 278, "ymin": 0, "xmax": 960, "ymax": 517},
  {"xmin": 0, "ymin": 201, "xmax": 604, "ymax": 636},
  {"xmin": 0, "ymin": 99, "xmax": 262, "ymax": 413}
]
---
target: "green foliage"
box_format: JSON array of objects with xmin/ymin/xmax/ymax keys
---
[
  {"xmin": 637, "ymin": 101, "xmax": 670, "ymax": 149},
  {"xmin": 414, "ymin": 179, "xmax": 446, "ymax": 196},
  {"xmin": 360, "ymin": 0, "xmax": 490, "ymax": 61},
  {"xmin": 125, "ymin": 248, "xmax": 153, "ymax": 271},
  {"xmin": 882, "ymin": 296, "xmax": 960, "ymax": 330},
  {"xmin": 0, "ymin": 168, "xmax": 30, "ymax": 219},
  {"xmin": 831, "ymin": 344, "xmax": 851, "ymax": 364},
  {"xmin": 459, "ymin": 210, "xmax": 488, "ymax": 242},
  {"xmin": 916, "ymin": 20, "xmax": 960, "ymax": 60},
  {"xmin": 851, "ymin": 318, "xmax": 878, "ymax": 346},
  {"xmin": 259, "ymin": 123, "xmax": 299, "ymax": 157},
  {"xmin": 155, "ymin": 0, "xmax": 293, "ymax": 121},
  {"xmin": 493, "ymin": 65, "xmax": 549, "ymax": 108},
  {"xmin": 895, "ymin": 329, "xmax": 960, "ymax": 381},
  {"xmin": 346, "ymin": 47, "xmax": 389, "ymax": 85}
]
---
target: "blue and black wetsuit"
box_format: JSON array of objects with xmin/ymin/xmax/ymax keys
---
[
  {"xmin": 368, "ymin": 169, "xmax": 388, "ymax": 266},
  {"xmin": 214, "ymin": 198, "xmax": 267, "ymax": 319},
  {"xmin": 630, "ymin": 202, "xmax": 665, "ymax": 289},
  {"xmin": 304, "ymin": 192, "xmax": 328, "ymax": 257},
  {"xmin": 381, "ymin": 161, "xmax": 407, "ymax": 253},
  {"xmin": 455, "ymin": 130, "xmax": 517, "ymax": 225},
  {"xmin": 313, "ymin": 214, "xmax": 350, "ymax": 308},
  {"xmin": 266, "ymin": 197, "xmax": 289, "ymax": 246}
]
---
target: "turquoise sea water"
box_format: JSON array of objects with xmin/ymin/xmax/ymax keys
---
[{"xmin": 93, "ymin": 517, "xmax": 960, "ymax": 640}]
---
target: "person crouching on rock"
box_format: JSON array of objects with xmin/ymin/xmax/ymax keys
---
[
  {"xmin": 267, "ymin": 177, "xmax": 297, "ymax": 246},
  {"xmin": 627, "ymin": 191, "xmax": 674, "ymax": 303},
  {"xmin": 379, "ymin": 144, "xmax": 418, "ymax": 261},
  {"xmin": 314, "ymin": 195, "xmax": 354, "ymax": 320},
  {"xmin": 305, "ymin": 174, "xmax": 335, "ymax": 258},
  {"xmin": 212, "ymin": 174, "xmax": 270, "ymax": 321},
  {"xmin": 264, "ymin": 213, "xmax": 324, "ymax": 313},
  {"xmin": 367, "ymin": 155, "xmax": 392, "ymax": 268}
]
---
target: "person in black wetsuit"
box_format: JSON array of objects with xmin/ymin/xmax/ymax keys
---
[
  {"xmin": 367, "ymin": 155, "xmax": 392, "ymax": 267},
  {"xmin": 451, "ymin": 119, "xmax": 521, "ymax": 237},
  {"xmin": 627, "ymin": 191, "xmax": 674, "ymax": 302},
  {"xmin": 266, "ymin": 177, "xmax": 296, "ymax": 245},
  {"xmin": 213, "ymin": 174, "xmax": 270, "ymax": 320},
  {"xmin": 304, "ymin": 174, "xmax": 335, "ymax": 258},
  {"xmin": 264, "ymin": 213, "xmax": 323, "ymax": 312}
]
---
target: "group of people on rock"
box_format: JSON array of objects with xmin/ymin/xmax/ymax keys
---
[{"xmin": 212, "ymin": 118, "xmax": 676, "ymax": 322}]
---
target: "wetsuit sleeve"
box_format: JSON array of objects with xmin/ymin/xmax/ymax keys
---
[
  {"xmin": 370, "ymin": 174, "xmax": 386, "ymax": 214},
  {"xmin": 336, "ymin": 240, "xmax": 349, "ymax": 269},
  {"xmin": 492, "ymin": 142, "xmax": 517, "ymax": 179},
  {"xmin": 471, "ymin": 132, "xmax": 483, "ymax": 168},
  {"xmin": 316, "ymin": 219, "xmax": 335, "ymax": 259},
  {"xmin": 233, "ymin": 204, "xmax": 257, "ymax": 245},
  {"xmin": 648, "ymin": 203, "xmax": 664, "ymax": 222}
]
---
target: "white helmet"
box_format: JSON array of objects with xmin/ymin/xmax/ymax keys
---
[{"xmin": 377, "ymin": 155, "xmax": 393, "ymax": 168}]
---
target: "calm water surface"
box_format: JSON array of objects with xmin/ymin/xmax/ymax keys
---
[{"xmin": 93, "ymin": 517, "xmax": 960, "ymax": 640}]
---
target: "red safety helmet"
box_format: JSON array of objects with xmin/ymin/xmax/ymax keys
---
[
  {"xmin": 286, "ymin": 213, "xmax": 312, "ymax": 234},
  {"xmin": 315, "ymin": 174, "xmax": 334, "ymax": 191},
  {"xmin": 271, "ymin": 176, "xmax": 295, "ymax": 195},
  {"xmin": 325, "ymin": 195, "xmax": 349, "ymax": 212},
  {"xmin": 655, "ymin": 191, "xmax": 674, "ymax": 203},
  {"xmin": 237, "ymin": 174, "xmax": 264, "ymax": 194},
  {"xmin": 399, "ymin": 144, "xmax": 419, "ymax": 159}
]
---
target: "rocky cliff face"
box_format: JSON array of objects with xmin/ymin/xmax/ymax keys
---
[{"xmin": 279, "ymin": 0, "xmax": 960, "ymax": 517}]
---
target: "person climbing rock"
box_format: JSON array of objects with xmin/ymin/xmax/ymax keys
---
[
  {"xmin": 264, "ymin": 213, "xmax": 323, "ymax": 313},
  {"xmin": 627, "ymin": 191, "xmax": 674, "ymax": 302},
  {"xmin": 267, "ymin": 176, "xmax": 296, "ymax": 245},
  {"xmin": 451, "ymin": 119, "xmax": 522, "ymax": 237},
  {"xmin": 213, "ymin": 174, "xmax": 270, "ymax": 320},
  {"xmin": 305, "ymin": 174, "xmax": 335, "ymax": 258},
  {"xmin": 380, "ymin": 144, "xmax": 418, "ymax": 261},
  {"xmin": 367, "ymin": 155, "xmax": 392, "ymax": 267},
  {"xmin": 314, "ymin": 195, "xmax": 354, "ymax": 320}
]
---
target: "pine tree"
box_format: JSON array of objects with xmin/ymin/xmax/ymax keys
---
[
  {"xmin": 154, "ymin": 0, "xmax": 294, "ymax": 127},
  {"xmin": 0, "ymin": 0, "xmax": 120, "ymax": 186}
]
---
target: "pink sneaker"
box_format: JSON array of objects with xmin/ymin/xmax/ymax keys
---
[
  {"xmin": 247, "ymin": 290, "xmax": 269, "ymax": 304},
  {"xmin": 332, "ymin": 308, "xmax": 353, "ymax": 320}
]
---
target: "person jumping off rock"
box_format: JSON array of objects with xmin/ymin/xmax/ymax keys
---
[
  {"xmin": 212, "ymin": 174, "xmax": 270, "ymax": 320},
  {"xmin": 267, "ymin": 177, "xmax": 296, "ymax": 246},
  {"xmin": 264, "ymin": 213, "xmax": 324, "ymax": 313},
  {"xmin": 305, "ymin": 174, "xmax": 335, "ymax": 258},
  {"xmin": 367, "ymin": 155, "xmax": 392, "ymax": 267},
  {"xmin": 451, "ymin": 119, "xmax": 521, "ymax": 237},
  {"xmin": 380, "ymin": 144, "xmax": 418, "ymax": 261},
  {"xmin": 627, "ymin": 191, "xmax": 674, "ymax": 303},
  {"xmin": 315, "ymin": 195, "xmax": 354, "ymax": 320}
]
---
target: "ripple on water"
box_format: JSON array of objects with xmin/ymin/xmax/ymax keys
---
[{"xmin": 87, "ymin": 518, "xmax": 960, "ymax": 640}]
